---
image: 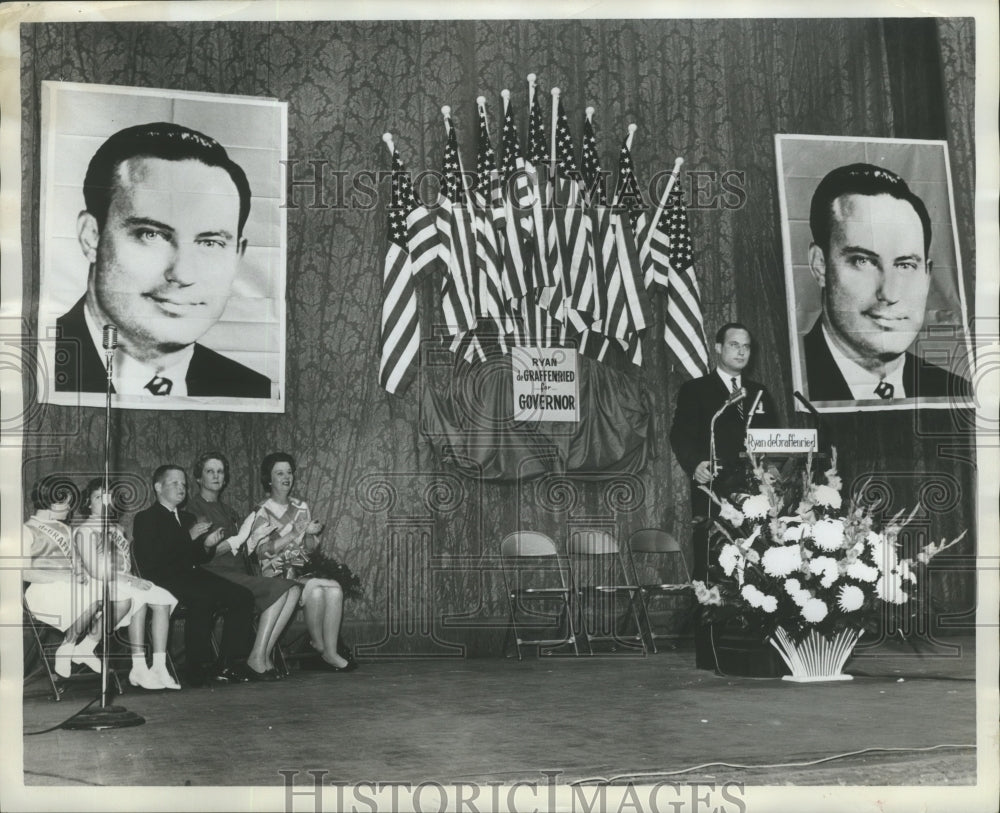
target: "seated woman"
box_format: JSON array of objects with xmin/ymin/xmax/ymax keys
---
[
  {"xmin": 23, "ymin": 478, "xmax": 171, "ymax": 689},
  {"xmin": 242, "ymin": 452, "xmax": 356, "ymax": 672},
  {"xmin": 186, "ymin": 451, "xmax": 301, "ymax": 681},
  {"xmin": 73, "ymin": 478, "xmax": 181, "ymax": 690}
]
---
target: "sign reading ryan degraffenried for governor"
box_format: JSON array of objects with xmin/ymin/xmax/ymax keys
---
[{"xmin": 511, "ymin": 347, "xmax": 579, "ymax": 422}]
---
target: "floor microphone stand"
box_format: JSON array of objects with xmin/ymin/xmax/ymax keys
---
[{"xmin": 62, "ymin": 327, "xmax": 144, "ymax": 730}]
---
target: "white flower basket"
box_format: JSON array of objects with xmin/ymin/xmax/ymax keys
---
[{"xmin": 768, "ymin": 627, "xmax": 862, "ymax": 682}]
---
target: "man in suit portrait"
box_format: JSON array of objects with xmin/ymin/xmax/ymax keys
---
[
  {"xmin": 803, "ymin": 162, "xmax": 970, "ymax": 404},
  {"xmin": 670, "ymin": 322, "xmax": 779, "ymax": 670},
  {"xmin": 55, "ymin": 122, "xmax": 271, "ymax": 398}
]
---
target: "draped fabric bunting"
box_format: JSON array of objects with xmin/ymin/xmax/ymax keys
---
[{"xmin": 379, "ymin": 145, "xmax": 436, "ymax": 395}]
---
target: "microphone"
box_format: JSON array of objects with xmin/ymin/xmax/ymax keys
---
[
  {"xmin": 725, "ymin": 387, "xmax": 746, "ymax": 407},
  {"xmin": 793, "ymin": 390, "xmax": 820, "ymax": 420},
  {"xmin": 102, "ymin": 324, "xmax": 118, "ymax": 351}
]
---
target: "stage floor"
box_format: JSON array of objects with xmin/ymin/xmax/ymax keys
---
[{"xmin": 21, "ymin": 636, "xmax": 977, "ymax": 788}]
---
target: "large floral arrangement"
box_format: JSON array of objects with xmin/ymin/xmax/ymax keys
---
[{"xmin": 692, "ymin": 448, "xmax": 966, "ymax": 642}]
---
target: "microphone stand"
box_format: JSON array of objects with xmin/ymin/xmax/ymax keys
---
[{"xmin": 63, "ymin": 327, "xmax": 144, "ymax": 730}]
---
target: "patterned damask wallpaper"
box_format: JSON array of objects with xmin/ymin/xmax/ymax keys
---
[{"xmin": 19, "ymin": 18, "xmax": 977, "ymax": 639}]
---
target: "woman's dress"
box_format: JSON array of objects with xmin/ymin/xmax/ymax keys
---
[
  {"xmin": 187, "ymin": 492, "xmax": 297, "ymax": 612},
  {"xmin": 248, "ymin": 497, "xmax": 314, "ymax": 580}
]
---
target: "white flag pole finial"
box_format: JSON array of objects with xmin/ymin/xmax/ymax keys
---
[
  {"xmin": 527, "ymin": 74, "xmax": 537, "ymax": 108},
  {"xmin": 549, "ymin": 87, "xmax": 560, "ymax": 172},
  {"xmin": 626, "ymin": 123, "xmax": 637, "ymax": 151},
  {"xmin": 501, "ymin": 88, "xmax": 511, "ymax": 113},
  {"xmin": 382, "ymin": 132, "xmax": 395, "ymax": 155},
  {"xmin": 441, "ymin": 106, "xmax": 452, "ymax": 133},
  {"xmin": 585, "ymin": 106, "xmax": 595, "ymax": 122}
]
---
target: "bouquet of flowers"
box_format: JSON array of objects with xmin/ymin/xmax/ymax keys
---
[
  {"xmin": 692, "ymin": 447, "xmax": 966, "ymax": 643},
  {"xmin": 303, "ymin": 549, "xmax": 364, "ymax": 600}
]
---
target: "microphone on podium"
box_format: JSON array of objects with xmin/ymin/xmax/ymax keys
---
[
  {"xmin": 102, "ymin": 324, "xmax": 118, "ymax": 351},
  {"xmin": 724, "ymin": 387, "xmax": 746, "ymax": 407}
]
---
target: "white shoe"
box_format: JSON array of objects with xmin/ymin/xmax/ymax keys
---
[
  {"xmin": 71, "ymin": 642, "xmax": 102, "ymax": 674},
  {"xmin": 53, "ymin": 641, "xmax": 75, "ymax": 678},
  {"xmin": 149, "ymin": 666, "xmax": 181, "ymax": 690},
  {"xmin": 128, "ymin": 665, "xmax": 166, "ymax": 690}
]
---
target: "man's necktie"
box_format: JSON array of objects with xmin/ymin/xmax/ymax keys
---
[
  {"xmin": 731, "ymin": 377, "xmax": 745, "ymax": 421},
  {"xmin": 874, "ymin": 380, "xmax": 894, "ymax": 400},
  {"xmin": 145, "ymin": 375, "xmax": 173, "ymax": 396}
]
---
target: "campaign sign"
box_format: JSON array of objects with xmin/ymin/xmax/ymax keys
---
[{"xmin": 511, "ymin": 346, "xmax": 579, "ymax": 422}]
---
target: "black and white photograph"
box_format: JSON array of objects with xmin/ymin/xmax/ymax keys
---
[
  {"xmin": 37, "ymin": 81, "xmax": 286, "ymax": 412},
  {"xmin": 776, "ymin": 134, "xmax": 975, "ymax": 412},
  {"xmin": 0, "ymin": 3, "xmax": 996, "ymax": 813}
]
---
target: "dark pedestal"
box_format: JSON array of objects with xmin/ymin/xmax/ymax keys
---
[{"xmin": 696, "ymin": 624, "xmax": 787, "ymax": 677}]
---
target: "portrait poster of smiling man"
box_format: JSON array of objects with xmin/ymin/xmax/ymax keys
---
[
  {"xmin": 37, "ymin": 82, "xmax": 286, "ymax": 412},
  {"xmin": 776, "ymin": 135, "xmax": 975, "ymax": 413}
]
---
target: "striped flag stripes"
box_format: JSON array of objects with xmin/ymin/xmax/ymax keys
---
[
  {"xmin": 661, "ymin": 175, "xmax": 710, "ymax": 377},
  {"xmin": 499, "ymin": 91, "xmax": 532, "ymax": 302},
  {"xmin": 474, "ymin": 100, "xmax": 511, "ymax": 341},
  {"xmin": 380, "ymin": 147, "xmax": 436, "ymax": 395}
]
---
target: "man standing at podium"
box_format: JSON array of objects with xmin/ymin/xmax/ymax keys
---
[{"xmin": 669, "ymin": 322, "xmax": 779, "ymax": 669}]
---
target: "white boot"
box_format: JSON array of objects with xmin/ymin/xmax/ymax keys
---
[
  {"xmin": 71, "ymin": 637, "xmax": 101, "ymax": 673},
  {"xmin": 128, "ymin": 663, "xmax": 166, "ymax": 690},
  {"xmin": 53, "ymin": 640, "xmax": 75, "ymax": 678},
  {"xmin": 149, "ymin": 664, "xmax": 181, "ymax": 690}
]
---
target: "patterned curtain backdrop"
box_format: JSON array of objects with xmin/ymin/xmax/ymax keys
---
[{"xmin": 20, "ymin": 18, "xmax": 976, "ymax": 640}]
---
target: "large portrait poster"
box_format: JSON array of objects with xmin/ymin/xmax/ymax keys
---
[
  {"xmin": 776, "ymin": 135, "xmax": 975, "ymax": 413},
  {"xmin": 37, "ymin": 82, "xmax": 286, "ymax": 412}
]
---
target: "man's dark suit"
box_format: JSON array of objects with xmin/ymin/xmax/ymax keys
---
[
  {"xmin": 803, "ymin": 320, "xmax": 971, "ymax": 403},
  {"xmin": 132, "ymin": 501, "xmax": 254, "ymax": 676},
  {"xmin": 54, "ymin": 296, "xmax": 271, "ymax": 398},
  {"xmin": 669, "ymin": 371, "xmax": 778, "ymax": 671}
]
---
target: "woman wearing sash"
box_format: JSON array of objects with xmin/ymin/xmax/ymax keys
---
[
  {"xmin": 187, "ymin": 451, "xmax": 301, "ymax": 681},
  {"xmin": 73, "ymin": 478, "xmax": 180, "ymax": 690},
  {"xmin": 242, "ymin": 452, "xmax": 356, "ymax": 672}
]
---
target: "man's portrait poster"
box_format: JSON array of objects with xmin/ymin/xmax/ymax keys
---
[
  {"xmin": 37, "ymin": 81, "xmax": 286, "ymax": 412},
  {"xmin": 776, "ymin": 134, "xmax": 975, "ymax": 413}
]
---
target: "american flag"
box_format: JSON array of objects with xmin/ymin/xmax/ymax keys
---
[
  {"xmin": 499, "ymin": 91, "xmax": 532, "ymax": 303},
  {"xmin": 661, "ymin": 176, "xmax": 709, "ymax": 377},
  {"xmin": 380, "ymin": 147, "xmax": 436, "ymax": 395},
  {"xmin": 436, "ymin": 115, "xmax": 477, "ymax": 341},
  {"xmin": 577, "ymin": 111, "xmax": 611, "ymax": 360},
  {"xmin": 552, "ymin": 96, "xmax": 593, "ymax": 335}
]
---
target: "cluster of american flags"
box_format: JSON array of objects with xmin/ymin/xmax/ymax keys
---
[{"xmin": 379, "ymin": 77, "xmax": 710, "ymax": 396}]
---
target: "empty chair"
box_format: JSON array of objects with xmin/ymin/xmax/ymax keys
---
[
  {"xmin": 626, "ymin": 528, "xmax": 694, "ymax": 653},
  {"xmin": 566, "ymin": 528, "xmax": 647, "ymax": 656},
  {"xmin": 500, "ymin": 531, "xmax": 579, "ymax": 660}
]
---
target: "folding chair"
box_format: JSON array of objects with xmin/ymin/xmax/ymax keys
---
[
  {"xmin": 22, "ymin": 586, "xmax": 123, "ymax": 701},
  {"xmin": 625, "ymin": 528, "xmax": 694, "ymax": 654},
  {"xmin": 566, "ymin": 528, "xmax": 647, "ymax": 656},
  {"xmin": 500, "ymin": 531, "xmax": 579, "ymax": 660}
]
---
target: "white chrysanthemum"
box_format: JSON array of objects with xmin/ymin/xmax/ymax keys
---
[
  {"xmin": 808, "ymin": 555, "xmax": 840, "ymax": 588},
  {"xmin": 742, "ymin": 494, "xmax": 771, "ymax": 520},
  {"xmin": 897, "ymin": 559, "xmax": 917, "ymax": 583},
  {"xmin": 740, "ymin": 584, "xmax": 777, "ymax": 611},
  {"xmin": 718, "ymin": 543, "xmax": 740, "ymax": 577},
  {"xmin": 837, "ymin": 584, "xmax": 865, "ymax": 612},
  {"xmin": 782, "ymin": 522, "xmax": 806, "ymax": 542},
  {"xmin": 869, "ymin": 539, "xmax": 899, "ymax": 572},
  {"xmin": 705, "ymin": 586, "xmax": 723, "ymax": 606},
  {"xmin": 801, "ymin": 597, "xmax": 829, "ymax": 623},
  {"xmin": 762, "ymin": 545, "xmax": 801, "ymax": 577},
  {"xmin": 719, "ymin": 501, "xmax": 744, "ymax": 526},
  {"xmin": 760, "ymin": 594, "xmax": 778, "ymax": 613},
  {"xmin": 812, "ymin": 519, "xmax": 845, "ymax": 551},
  {"xmin": 812, "ymin": 484, "xmax": 842, "ymax": 510},
  {"xmin": 846, "ymin": 560, "xmax": 879, "ymax": 583},
  {"xmin": 876, "ymin": 574, "xmax": 909, "ymax": 604},
  {"xmin": 784, "ymin": 578, "xmax": 811, "ymax": 608}
]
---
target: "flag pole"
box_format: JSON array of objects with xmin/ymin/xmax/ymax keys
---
[
  {"xmin": 549, "ymin": 87, "xmax": 560, "ymax": 177},
  {"xmin": 382, "ymin": 131, "xmax": 395, "ymax": 157},
  {"xmin": 641, "ymin": 155, "xmax": 685, "ymax": 258}
]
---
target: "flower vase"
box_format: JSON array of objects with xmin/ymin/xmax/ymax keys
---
[{"xmin": 768, "ymin": 627, "xmax": 862, "ymax": 682}]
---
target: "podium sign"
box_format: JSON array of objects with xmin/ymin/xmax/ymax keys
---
[
  {"xmin": 511, "ymin": 346, "xmax": 579, "ymax": 422},
  {"xmin": 746, "ymin": 428, "xmax": 817, "ymax": 454}
]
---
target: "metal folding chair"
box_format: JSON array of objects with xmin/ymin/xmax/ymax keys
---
[
  {"xmin": 625, "ymin": 528, "xmax": 694, "ymax": 653},
  {"xmin": 566, "ymin": 528, "xmax": 647, "ymax": 655},
  {"xmin": 500, "ymin": 531, "xmax": 579, "ymax": 660}
]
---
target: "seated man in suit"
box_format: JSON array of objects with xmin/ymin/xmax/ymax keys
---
[
  {"xmin": 803, "ymin": 162, "xmax": 971, "ymax": 404},
  {"xmin": 55, "ymin": 122, "xmax": 271, "ymax": 399},
  {"xmin": 132, "ymin": 464, "xmax": 255, "ymax": 686},
  {"xmin": 670, "ymin": 322, "xmax": 779, "ymax": 670}
]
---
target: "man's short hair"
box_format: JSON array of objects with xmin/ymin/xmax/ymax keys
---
[
  {"xmin": 152, "ymin": 464, "xmax": 186, "ymax": 487},
  {"xmin": 808, "ymin": 163, "xmax": 932, "ymax": 256},
  {"xmin": 83, "ymin": 122, "xmax": 252, "ymax": 236},
  {"xmin": 715, "ymin": 322, "xmax": 752, "ymax": 345}
]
